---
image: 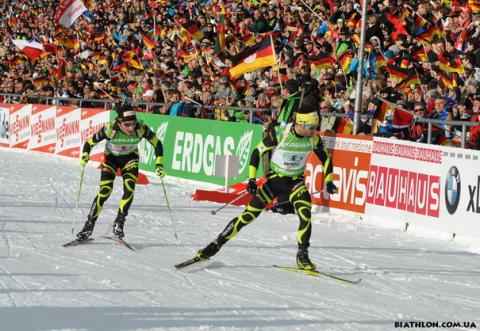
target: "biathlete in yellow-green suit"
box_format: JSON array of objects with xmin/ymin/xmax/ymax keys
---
[
  {"xmin": 195, "ymin": 105, "xmax": 338, "ymax": 270},
  {"xmin": 76, "ymin": 104, "xmax": 165, "ymax": 241}
]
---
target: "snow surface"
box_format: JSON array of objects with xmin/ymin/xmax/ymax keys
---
[{"xmin": 1, "ymin": 147, "xmax": 479, "ymax": 331}]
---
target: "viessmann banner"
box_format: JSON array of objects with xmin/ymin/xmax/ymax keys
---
[
  {"xmin": 0, "ymin": 103, "xmax": 109, "ymax": 160},
  {"xmin": 136, "ymin": 113, "xmax": 264, "ymax": 185}
]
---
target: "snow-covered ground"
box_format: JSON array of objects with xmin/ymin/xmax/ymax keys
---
[{"xmin": 1, "ymin": 147, "xmax": 479, "ymax": 331}]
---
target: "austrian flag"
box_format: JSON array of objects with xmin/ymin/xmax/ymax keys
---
[
  {"xmin": 11, "ymin": 40, "xmax": 45, "ymax": 61},
  {"xmin": 55, "ymin": 0, "xmax": 87, "ymax": 27}
]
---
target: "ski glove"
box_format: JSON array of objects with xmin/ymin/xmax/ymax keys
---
[
  {"xmin": 79, "ymin": 152, "xmax": 89, "ymax": 167},
  {"xmin": 155, "ymin": 164, "xmax": 166, "ymax": 178},
  {"xmin": 247, "ymin": 178, "xmax": 257, "ymax": 195},
  {"xmin": 326, "ymin": 181, "xmax": 337, "ymax": 194}
]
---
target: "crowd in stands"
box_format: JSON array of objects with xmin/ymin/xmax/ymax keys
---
[{"xmin": 1, "ymin": 0, "xmax": 480, "ymax": 148}]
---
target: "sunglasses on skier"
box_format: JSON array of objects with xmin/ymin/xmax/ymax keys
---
[{"xmin": 302, "ymin": 123, "xmax": 317, "ymax": 130}]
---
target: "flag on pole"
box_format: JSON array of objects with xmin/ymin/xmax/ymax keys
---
[
  {"xmin": 181, "ymin": 20, "xmax": 205, "ymax": 42},
  {"xmin": 55, "ymin": 0, "xmax": 88, "ymax": 27},
  {"xmin": 229, "ymin": 37, "xmax": 277, "ymax": 78},
  {"xmin": 11, "ymin": 39, "xmax": 45, "ymax": 61},
  {"xmin": 214, "ymin": 13, "xmax": 226, "ymax": 54},
  {"xmin": 140, "ymin": 33, "xmax": 158, "ymax": 50}
]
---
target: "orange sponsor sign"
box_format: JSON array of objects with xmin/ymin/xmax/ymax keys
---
[{"xmin": 304, "ymin": 133, "xmax": 373, "ymax": 213}]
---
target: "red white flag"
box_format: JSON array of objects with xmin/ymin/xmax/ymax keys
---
[
  {"xmin": 393, "ymin": 107, "xmax": 414, "ymax": 129},
  {"xmin": 11, "ymin": 40, "xmax": 45, "ymax": 61},
  {"xmin": 55, "ymin": 0, "xmax": 87, "ymax": 27}
]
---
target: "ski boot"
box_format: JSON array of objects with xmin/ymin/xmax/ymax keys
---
[
  {"xmin": 196, "ymin": 238, "xmax": 223, "ymax": 261},
  {"xmin": 112, "ymin": 213, "xmax": 126, "ymax": 239},
  {"xmin": 76, "ymin": 216, "xmax": 96, "ymax": 241},
  {"xmin": 296, "ymin": 245, "xmax": 316, "ymax": 271}
]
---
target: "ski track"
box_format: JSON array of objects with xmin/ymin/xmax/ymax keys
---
[{"xmin": 1, "ymin": 148, "xmax": 480, "ymax": 331}]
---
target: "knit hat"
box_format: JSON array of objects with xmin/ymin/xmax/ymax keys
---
[{"xmin": 116, "ymin": 103, "xmax": 137, "ymax": 121}]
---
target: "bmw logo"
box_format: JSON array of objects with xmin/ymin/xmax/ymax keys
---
[{"xmin": 445, "ymin": 166, "xmax": 461, "ymax": 214}]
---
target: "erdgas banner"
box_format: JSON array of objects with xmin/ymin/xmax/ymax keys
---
[{"xmin": 136, "ymin": 114, "xmax": 264, "ymax": 185}]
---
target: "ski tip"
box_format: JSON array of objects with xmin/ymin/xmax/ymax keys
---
[
  {"xmin": 175, "ymin": 256, "xmax": 204, "ymax": 270},
  {"xmin": 63, "ymin": 238, "xmax": 94, "ymax": 247},
  {"xmin": 273, "ymin": 265, "xmax": 361, "ymax": 285}
]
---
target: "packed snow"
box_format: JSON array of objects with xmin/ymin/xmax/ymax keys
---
[{"xmin": 1, "ymin": 147, "xmax": 479, "ymax": 331}]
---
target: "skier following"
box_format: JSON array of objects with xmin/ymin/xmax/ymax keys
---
[
  {"xmin": 194, "ymin": 105, "xmax": 337, "ymax": 270},
  {"xmin": 76, "ymin": 103, "xmax": 165, "ymax": 240}
]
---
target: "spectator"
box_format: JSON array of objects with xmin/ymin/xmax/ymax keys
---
[
  {"xmin": 276, "ymin": 79, "xmax": 301, "ymax": 125},
  {"xmin": 319, "ymin": 100, "xmax": 339, "ymax": 133}
]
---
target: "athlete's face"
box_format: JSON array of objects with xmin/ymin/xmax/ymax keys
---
[
  {"xmin": 119, "ymin": 120, "xmax": 137, "ymax": 135},
  {"xmin": 295, "ymin": 123, "xmax": 317, "ymax": 138}
]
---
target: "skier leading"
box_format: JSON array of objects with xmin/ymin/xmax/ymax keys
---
[
  {"xmin": 76, "ymin": 103, "xmax": 165, "ymax": 240},
  {"xmin": 195, "ymin": 105, "xmax": 337, "ymax": 270}
]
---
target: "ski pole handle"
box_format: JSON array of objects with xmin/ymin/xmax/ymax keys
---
[{"xmin": 211, "ymin": 191, "xmax": 250, "ymax": 215}]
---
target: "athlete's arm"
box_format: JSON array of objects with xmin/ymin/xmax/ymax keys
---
[
  {"xmin": 82, "ymin": 126, "xmax": 107, "ymax": 155},
  {"xmin": 312, "ymin": 136, "xmax": 334, "ymax": 182},
  {"xmin": 141, "ymin": 125, "xmax": 164, "ymax": 164},
  {"xmin": 248, "ymin": 123, "xmax": 279, "ymax": 179}
]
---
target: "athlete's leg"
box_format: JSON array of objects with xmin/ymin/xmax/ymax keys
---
[
  {"xmin": 77, "ymin": 161, "xmax": 116, "ymax": 239},
  {"xmin": 289, "ymin": 182, "xmax": 315, "ymax": 270},
  {"xmin": 197, "ymin": 182, "xmax": 275, "ymax": 259},
  {"xmin": 113, "ymin": 159, "xmax": 139, "ymax": 238}
]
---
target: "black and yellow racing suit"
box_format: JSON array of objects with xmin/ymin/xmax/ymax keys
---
[
  {"xmin": 215, "ymin": 123, "xmax": 334, "ymax": 249},
  {"xmin": 83, "ymin": 120, "xmax": 163, "ymax": 221}
]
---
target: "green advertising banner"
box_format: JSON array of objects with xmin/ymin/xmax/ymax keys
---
[{"xmin": 135, "ymin": 114, "xmax": 264, "ymax": 185}]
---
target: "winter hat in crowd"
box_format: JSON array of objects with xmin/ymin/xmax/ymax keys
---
[{"xmin": 285, "ymin": 79, "xmax": 299, "ymax": 94}]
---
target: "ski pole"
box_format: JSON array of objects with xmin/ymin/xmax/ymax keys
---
[
  {"xmin": 71, "ymin": 167, "xmax": 86, "ymax": 234},
  {"xmin": 311, "ymin": 189, "xmax": 326, "ymax": 195},
  {"xmin": 160, "ymin": 177, "xmax": 179, "ymax": 243},
  {"xmin": 211, "ymin": 191, "xmax": 250, "ymax": 215}
]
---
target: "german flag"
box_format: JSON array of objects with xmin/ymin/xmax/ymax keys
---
[
  {"xmin": 375, "ymin": 53, "xmax": 387, "ymax": 68},
  {"xmin": 438, "ymin": 53, "xmax": 464, "ymax": 74},
  {"xmin": 69, "ymin": 34, "xmax": 80, "ymax": 49},
  {"xmin": 214, "ymin": 13, "xmax": 226, "ymax": 54},
  {"xmin": 374, "ymin": 99, "xmax": 390, "ymax": 122},
  {"xmin": 396, "ymin": 73, "xmax": 421, "ymax": 92},
  {"xmin": 308, "ymin": 53, "xmax": 334, "ymax": 71},
  {"xmin": 386, "ymin": 65, "xmax": 410, "ymax": 80},
  {"xmin": 229, "ymin": 36, "xmax": 277, "ymax": 78},
  {"xmin": 182, "ymin": 20, "xmax": 204, "ymax": 42},
  {"xmin": 241, "ymin": 34, "xmax": 256, "ymax": 46},
  {"xmin": 414, "ymin": 25, "xmax": 443, "ymax": 44},
  {"xmin": 94, "ymin": 32, "xmax": 106, "ymax": 43},
  {"xmin": 439, "ymin": 72, "xmax": 458, "ymax": 89},
  {"xmin": 413, "ymin": 15, "xmax": 429, "ymax": 31},
  {"xmin": 140, "ymin": 33, "xmax": 157, "ymax": 50},
  {"xmin": 470, "ymin": 0, "xmax": 480, "ymax": 13},
  {"xmin": 33, "ymin": 77, "xmax": 49, "ymax": 87},
  {"xmin": 179, "ymin": 48, "xmax": 199, "ymax": 62},
  {"xmin": 338, "ymin": 51, "xmax": 353, "ymax": 74},
  {"xmin": 412, "ymin": 45, "xmax": 428, "ymax": 62},
  {"xmin": 93, "ymin": 54, "xmax": 108, "ymax": 65}
]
